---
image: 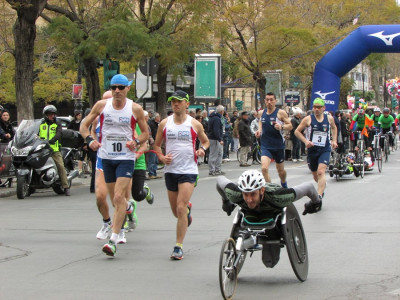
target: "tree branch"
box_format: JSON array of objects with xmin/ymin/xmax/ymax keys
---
[
  {"xmin": 148, "ymin": 0, "xmax": 176, "ymax": 33},
  {"xmin": 44, "ymin": 3, "xmax": 80, "ymax": 23}
]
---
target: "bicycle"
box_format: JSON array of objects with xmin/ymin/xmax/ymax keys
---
[
  {"xmin": 236, "ymin": 138, "xmax": 261, "ymax": 164},
  {"xmin": 219, "ymin": 204, "xmax": 308, "ymax": 300},
  {"xmin": 372, "ymin": 133, "xmax": 383, "ymax": 173},
  {"xmin": 353, "ymin": 131, "xmax": 365, "ymax": 178},
  {"xmin": 382, "ymin": 133, "xmax": 390, "ymax": 162}
]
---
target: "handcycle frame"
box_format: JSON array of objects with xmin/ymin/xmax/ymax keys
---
[{"xmin": 219, "ymin": 204, "xmax": 308, "ymax": 300}]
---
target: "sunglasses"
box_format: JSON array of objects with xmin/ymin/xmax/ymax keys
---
[{"xmin": 111, "ymin": 85, "xmax": 126, "ymax": 91}]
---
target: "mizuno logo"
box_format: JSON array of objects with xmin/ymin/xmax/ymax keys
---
[
  {"xmin": 368, "ymin": 31, "xmax": 400, "ymax": 46},
  {"xmin": 315, "ymin": 91, "xmax": 335, "ymax": 100}
]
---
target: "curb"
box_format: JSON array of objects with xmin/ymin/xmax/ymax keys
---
[{"xmin": 0, "ymin": 180, "xmax": 86, "ymax": 199}]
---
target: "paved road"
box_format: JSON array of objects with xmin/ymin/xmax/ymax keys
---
[{"xmin": 1, "ymin": 152, "xmax": 399, "ymax": 300}]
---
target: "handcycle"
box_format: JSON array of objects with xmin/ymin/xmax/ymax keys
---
[
  {"xmin": 236, "ymin": 138, "xmax": 261, "ymax": 164},
  {"xmin": 219, "ymin": 204, "xmax": 308, "ymax": 300},
  {"xmin": 328, "ymin": 150, "xmax": 347, "ymax": 181}
]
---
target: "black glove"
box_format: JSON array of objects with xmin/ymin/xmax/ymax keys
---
[
  {"xmin": 302, "ymin": 200, "xmax": 322, "ymax": 215},
  {"xmin": 222, "ymin": 200, "xmax": 236, "ymax": 216},
  {"xmin": 48, "ymin": 138, "xmax": 56, "ymax": 144}
]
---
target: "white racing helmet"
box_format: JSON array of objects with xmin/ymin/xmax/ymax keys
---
[
  {"xmin": 373, "ymin": 107, "xmax": 381, "ymax": 113},
  {"xmin": 237, "ymin": 170, "xmax": 266, "ymax": 192}
]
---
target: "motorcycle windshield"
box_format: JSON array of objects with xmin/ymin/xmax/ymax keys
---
[{"xmin": 13, "ymin": 119, "xmax": 41, "ymax": 148}]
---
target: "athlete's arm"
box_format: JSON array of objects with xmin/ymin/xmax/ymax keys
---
[
  {"xmin": 294, "ymin": 116, "xmax": 312, "ymax": 147},
  {"xmin": 277, "ymin": 109, "xmax": 292, "ymax": 131},
  {"xmin": 328, "ymin": 115, "xmax": 338, "ymax": 149},
  {"xmin": 255, "ymin": 110, "xmax": 263, "ymax": 138},
  {"xmin": 132, "ymin": 103, "xmax": 149, "ymax": 146},
  {"xmin": 153, "ymin": 118, "xmax": 172, "ymax": 165},
  {"xmin": 192, "ymin": 119, "xmax": 210, "ymax": 157},
  {"xmin": 80, "ymin": 100, "xmax": 106, "ymax": 151}
]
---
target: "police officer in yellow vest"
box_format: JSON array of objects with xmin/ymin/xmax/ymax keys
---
[{"xmin": 39, "ymin": 105, "xmax": 70, "ymax": 196}]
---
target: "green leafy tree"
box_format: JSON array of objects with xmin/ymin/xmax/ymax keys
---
[
  {"xmin": 5, "ymin": 0, "xmax": 47, "ymax": 122},
  {"xmin": 41, "ymin": 1, "xmax": 154, "ymax": 107}
]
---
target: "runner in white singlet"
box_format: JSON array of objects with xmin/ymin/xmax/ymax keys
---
[
  {"xmin": 153, "ymin": 90, "xmax": 209, "ymax": 260},
  {"xmin": 80, "ymin": 74, "xmax": 149, "ymax": 257},
  {"xmin": 163, "ymin": 115, "xmax": 199, "ymax": 175}
]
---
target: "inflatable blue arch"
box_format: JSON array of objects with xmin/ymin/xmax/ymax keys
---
[{"xmin": 311, "ymin": 25, "xmax": 400, "ymax": 112}]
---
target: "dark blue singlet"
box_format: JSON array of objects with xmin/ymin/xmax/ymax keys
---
[
  {"xmin": 309, "ymin": 114, "xmax": 331, "ymax": 153},
  {"xmin": 260, "ymin": 108, "xmax": 285, "ymax": 150}
]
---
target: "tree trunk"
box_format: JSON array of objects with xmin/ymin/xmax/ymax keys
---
[
  {"xmin": 82, "ymin": 57, "xmax": 101, "ymax": 107},
  {"xmin": 156, "ymin": 63, "xmax": 168, "ymax": 118},
  {"xmin": 8, "ymin": 0, "xmax": 47, "ymax": 123}
]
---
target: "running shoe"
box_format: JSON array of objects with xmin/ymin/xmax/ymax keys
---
[
  {"xmin": 96, "ymin": 222, "xmax": 112, "ymax": 240},
  {"xmin": 126, "ymin": 200, "xmax": 134, "ymax": 214},
  {"xmin": 102, "ymin": 241, "xmax": 116, "ymax": 257},
  {"xmin": 143, "ymin": 183, "xmax": 154, "ymax": 205},
  {"xmin": 187, "ymin": 202, "xmax": 192, "ymax": 227},
  {"xmin": 117, "ymin": 229, "xmax": 127, "ymax": 244},
  {"xmin": 170, "ymin": 246, "xmax": 184, "ymax": 260},
  {"xmin": 126, "ymin": 199, "xmax": 137, "ymax": 231}
]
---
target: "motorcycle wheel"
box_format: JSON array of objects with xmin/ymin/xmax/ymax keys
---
[
  {"xmin": 16, "ymin": 175, "xmax": 29, "ymax": 199},
  {"xmin": 52, "ymin": 184, "xmax": 65, "ymax": 195}
]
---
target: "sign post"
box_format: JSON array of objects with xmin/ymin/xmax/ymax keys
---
[{"xmin": 194, "ymin": 54, "xmax": 221, "ymax": 103}]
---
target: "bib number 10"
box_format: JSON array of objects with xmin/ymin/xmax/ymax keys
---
[{"xmin": 112, "ymin": 142, "xmax": 123, "ymax": 152}]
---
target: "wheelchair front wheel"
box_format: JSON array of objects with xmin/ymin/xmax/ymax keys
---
[
  {"xmin": 219, "ymin": 238, "xmax": 238, "ymax": 300},
  {"xmin": 282, "ymin": 204, "xmax": 309, "ymax": 282}
]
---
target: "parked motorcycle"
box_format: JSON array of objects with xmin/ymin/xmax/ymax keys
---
[{"xmin": 10, "ymin": 119, "xmax": 79, "ymax": 199}]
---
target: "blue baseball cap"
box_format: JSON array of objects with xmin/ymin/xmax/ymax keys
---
[{"xmin": 110, "ymin": 74, "xmax": 132, "ymax": 86}]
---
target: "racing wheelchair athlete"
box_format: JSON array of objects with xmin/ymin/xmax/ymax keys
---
[{"xmin": 216, "ymin": 170, "xmax": 322, "ymax": 299}]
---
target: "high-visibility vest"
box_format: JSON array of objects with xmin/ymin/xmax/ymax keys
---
[{"xmin": 39, "ymin": 122, "xmax": 60, "ymax": 152}]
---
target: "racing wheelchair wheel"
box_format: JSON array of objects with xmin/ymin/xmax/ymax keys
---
[
  {"xmin": 281, "ymin": 204, "xmax": 308, "ymax": 282},
  {"xmin": 219, "ymin": 238, "xmax": 238, "ymax": 300}
]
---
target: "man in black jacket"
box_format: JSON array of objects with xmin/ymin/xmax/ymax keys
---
[
  {"xmin": 238, "ymin": 111, "xmax": 252, "ymax": 166},
  {"xmin": 207, "ymin": 105, "xmax": 224, "ymax": 176}
]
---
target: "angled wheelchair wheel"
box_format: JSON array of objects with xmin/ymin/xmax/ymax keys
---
[
  {"xmin": 282, "ymin": 204, "xmax": 308, "ymax": 282},
  {"xmin": 219, "ymin": 238, "xmax": 238, "ymax": 300}
]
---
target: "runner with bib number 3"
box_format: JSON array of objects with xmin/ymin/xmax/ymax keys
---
[{"xmin": 294, "ymin": 98, "xmax": 338, "ymax": 203}]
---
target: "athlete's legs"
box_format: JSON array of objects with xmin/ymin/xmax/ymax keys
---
[
  {"xmin": 261, "ymin": 156, "xmax": 272, "ymax": 182},
  {"xmin": 275, "ymin": 162, "xmax": 287, "ymax": 184},
  {"xmin": 107, "ymin": 177, "xmax": 132, "ymax": 235},
  {"xmin": 95, "ymin": 170, "xmax": 109, "ymax": 220},
  {"xmin": 316, "ymin": 163, "xmax": 327, "ymax": 196},
  {"xmin": 168, "ymin": 182, "xmax": 195, "ymax": 244}
]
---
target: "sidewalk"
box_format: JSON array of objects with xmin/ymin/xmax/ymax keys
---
[{"xmin": 0, "ymin": 175, "xmax": 91, "ymax": 198}]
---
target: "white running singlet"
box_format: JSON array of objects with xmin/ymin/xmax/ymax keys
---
[
  {"xmin": 163, "ymin": 115, "xmax": 198, "ymax": 175},
  {"xmin": 98, "ymin": 98, "xmax": 136, "ymax": 160}
]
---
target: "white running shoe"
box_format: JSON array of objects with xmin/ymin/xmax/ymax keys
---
[
  {"xmin": 292, "ymin": 159, "xmax": 298, "ymax": 162},
  {"xmin": 298, "ymin": 158, "xmax": 304, "ymax": 162},
  {"xmin": 117, "ymin": 229, "xmax": 127, "ymax": 244},
  {"xmin": 96, "ymin": 222, "xmax": 112, "ymax": 240}
]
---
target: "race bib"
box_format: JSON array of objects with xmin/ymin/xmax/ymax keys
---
[
  {"xmin": 105, "ymin": 135, "xmax": 128, "ymax": 156},
  {"xmin": 312, "ymin": 131, "xmax": 327, "ymax": 147}
]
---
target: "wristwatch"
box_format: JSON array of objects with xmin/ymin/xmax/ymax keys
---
[
  {"xmin": 200, "ymin": 146, "xmax": 207, "ymax": 151},
  {"xmin": 135, "ymin": 138, "xmax": 140, "ymax": 146}
]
